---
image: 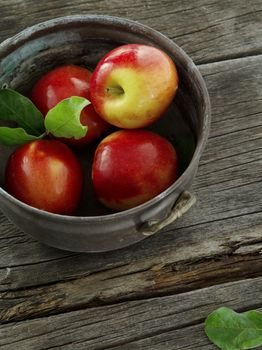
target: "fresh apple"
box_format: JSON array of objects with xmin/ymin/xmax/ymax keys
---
[
  {"xmin": 31, "ymin": 65, "xmax": 110, "ymax": 146},
  {"xmin": 90, "ymin": 44, "xmax": 179, "ymax": 129},
  {"xmin": 92, "ymin": 130, "xmax": 178, "ymax": 211},
  {"xmin": 5, "ymin": 140, "xmax": 83, "ymax": 215}
]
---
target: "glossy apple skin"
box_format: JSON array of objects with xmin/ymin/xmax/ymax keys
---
[
  {"xmin": 90, "ymin": 44, "xmax": 179, "ymax": 129},
  {"xmin": 31, "ymin": 65, "xmax": 109, "ymax": 146},
  {"xmin": 5, "ymin": 140, "xmax": 83, "ymax": 215},
  {"xmin": 92, "ymin": 130, "xmax": 178, "ymax": 211}
]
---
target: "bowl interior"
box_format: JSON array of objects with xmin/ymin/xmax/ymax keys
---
[{"xmin": 0, "ymin": 18, "xmax": 202, "ymax": 216}]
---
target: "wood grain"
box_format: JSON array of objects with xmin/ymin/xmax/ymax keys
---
[
  {"xmin": 0, "ymin": 54, "xmax": 261, "ymax": 323},
  {"xmin": 0, "ymin": 277, "xmax": 262, "ymax": 349},
  {"xmin": 0, "ymin": 0, "xmax": 261, "ymax": 64}
]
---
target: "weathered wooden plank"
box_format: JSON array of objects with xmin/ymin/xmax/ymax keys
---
[
  {"xmin": 0, "ymin": 0, "xmax": 261, "ymax": 64},
  {"xmin": 0, "ymin": 277, "xmax": 262, "ymax": 349},
  {"xmin": 199, "ymin": 55, "xmax": 262, "ymax": 137},
  {"xmin": 111, "ymin": 323, "xmax": 216, "ymax": 350}
]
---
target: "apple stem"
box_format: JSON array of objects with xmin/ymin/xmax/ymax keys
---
[{"xmin": 106, "ymin": 86, "xmax": 124, "ymax": 96}]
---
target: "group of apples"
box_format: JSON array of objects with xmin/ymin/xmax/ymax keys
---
[{"xmin": 5, "ymin": 44, "xmax": 179, "ymax": 215}]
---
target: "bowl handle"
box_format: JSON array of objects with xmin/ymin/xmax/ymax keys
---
[{"xmin": 140, "ymin": 191, "xmax": 196, "ymax": 236}]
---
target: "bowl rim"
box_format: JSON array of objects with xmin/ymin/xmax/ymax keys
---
[{"xmin": 0, "ymin": 14, "xmax": 211, "ymax": 222}]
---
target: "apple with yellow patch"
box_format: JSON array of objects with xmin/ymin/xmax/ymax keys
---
[
  {"xmin": 90, "ymin": 44, "xmax": 179, "ymax": 128},
  {"xmin": 92, "ymin": 130, "xmax": 178, "ymax": 211}
]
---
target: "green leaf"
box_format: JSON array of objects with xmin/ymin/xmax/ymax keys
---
[
  {"xmin": 0, "ymin": 89, "xmax": 44, "ymax": 136},
  {"xmin": 44, "ymin": 96, "xmax": 90, "ymax": 139},
  {"xmin": 0, "ymin": 127, "xmax": 45, "ymax": 146},
  {"xmin": 205, "ymin": 307, "xmax": 262, "ymax": 350}
]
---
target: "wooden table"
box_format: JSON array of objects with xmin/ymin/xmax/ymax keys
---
[{"xmin": 0, "ymin": 1, "xmax": 261, "ymax": 349}]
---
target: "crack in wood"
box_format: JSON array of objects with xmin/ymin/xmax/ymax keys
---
[
  {"xmin": 0, "ymin": 279, "xmax": 262, "ymax": 349},
  {"xmin": 0, "ymin": 250, "xmax": 261, "ymax": 324}
]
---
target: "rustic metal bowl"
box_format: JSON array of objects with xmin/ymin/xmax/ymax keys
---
[{"xmin": 0, "ymin": 15, "xmax": 210, "ymax": 252}]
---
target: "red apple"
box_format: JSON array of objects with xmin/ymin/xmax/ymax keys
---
[
  {"xmin": 5, "ymin": 140, "xmax": 83, "ymax": 215},
  {"xmin": 92, "ymin": 130, "xmax": 178, "ymax": 211},
  {"xmin": 90, "ymin": 44, "xmax": 178, "ymax": 129},
  {"xmin": 31, "ymin": 65, "xmax": 109, "ymax": 146}
]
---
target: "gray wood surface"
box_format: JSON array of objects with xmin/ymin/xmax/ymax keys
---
[
  {"xmin": 0, "ymin": 0, "xmax": 262, "ymax": 64},
  {"xmin": 0, "ymin": 0, "xmax": 262, "ymax": 348},
  {"xmin": 1, "ymin": 277, "xmax": 262, "ymax": 349}
]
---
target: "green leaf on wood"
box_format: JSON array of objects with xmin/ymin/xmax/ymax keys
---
[
  {"xmin": 205, "ymin": 307, "xmax": 262, "ymax": 350},
  {"xmin": 0, "ymin": 89, "xmax": 44, "ymax": 135},
  {"xmin": 44, "ymin": 96, "xmax": 90, "ymax": 139},
  {"xmin": 0, "ymin": 127, "xmax": 45, "ymax": 146}
]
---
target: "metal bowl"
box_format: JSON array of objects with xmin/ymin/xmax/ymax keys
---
[{"xmin": 0, "ymin": 15, "xmax": 211, "ymax": 252}]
